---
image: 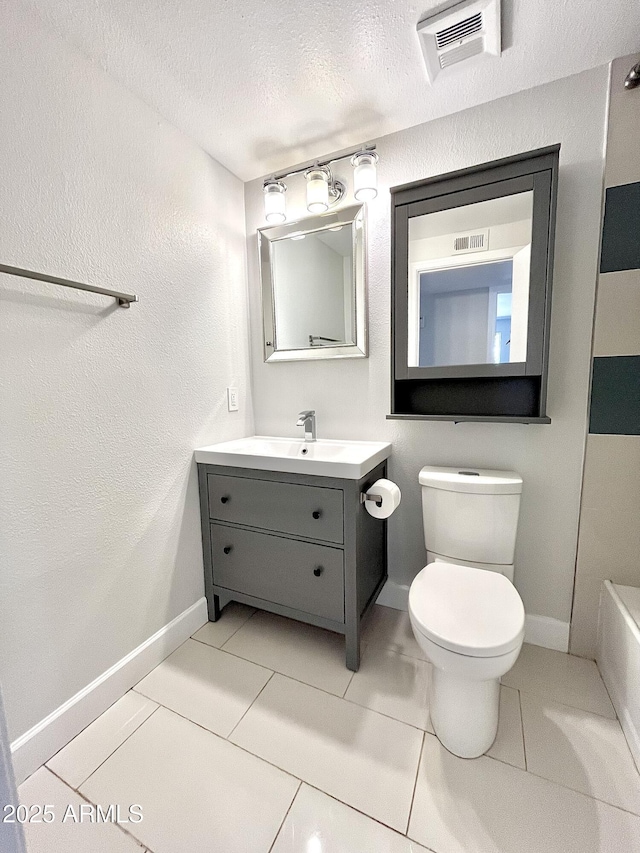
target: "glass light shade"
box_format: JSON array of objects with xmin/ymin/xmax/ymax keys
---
[
  {"xmin": 264, "ymin": 181, "xmax": 286, "ymax": 223},
  {"xmin": 352, "ymin": 152, "xmax": 378, "ymax": 201},
  {"xmin": 306, "ymin": 169, "xmax": 329, "ymax": 213}
]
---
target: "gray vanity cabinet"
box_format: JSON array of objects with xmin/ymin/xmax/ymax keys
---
[{"xmin": 197, "ymin": 461, "xmax": 388, "ymax": 670}]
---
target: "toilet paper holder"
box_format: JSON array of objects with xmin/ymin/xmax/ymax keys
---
[{"xmin": 360, "ymin": 491, "xmax": 383, "ymax": 507}]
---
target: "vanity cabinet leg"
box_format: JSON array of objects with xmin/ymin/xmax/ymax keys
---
[
  {"xmin": 208, "ymin": 593, "xmax": 221, "ymax": 622},
  {"xmin": 345, "ymin": 622, "xmax": 360, "ymax": 672}
]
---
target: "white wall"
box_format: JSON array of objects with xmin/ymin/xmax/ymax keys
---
[
  {"xmin": 245, "ymin": 67, "xmax": 608, "ymax": 629},
  {"xmin": 0, "ymin": 3, "xmax": 252, "ymax": 742}
]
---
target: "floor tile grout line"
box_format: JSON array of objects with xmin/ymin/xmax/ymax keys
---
[
  {"xmin": 120, "ymin": 702, "xmax": 303, "ymax": 787},
  {"xmin": 595, "ymin": 656, "xmax": 620, "ymax": 722},
  {"xmin": 191, "ymin": 605, "xmax": 257, "ymax": 652},
  {"xmin": 226, "ymin": 670, "xmax": 276, "ymax": 741},
  {"xmin": 517, "ymin": 688, "xmax": 528, "ymax": 771},
  {"xmin": 340, "ymin": 668, "xmax": 356, "ymax": 697},
  {"xmin": 44, "ymin": 765, "xmax": 149, "ymax": 851},
  {"xmin": 185, "ymin": 639, "xmax": 432, "ymax": 732},
  {"xmin": 363, "ymin": 638, "xmax": 428, "ymax": 664},
  {"xmin": 77, "ymin": 705, "xmax": 162, "ymax": 788},
  {"xmin": 519, "ymin": 763, "xmax": 640, "ymax": 819},
  {"xmin": 218, "ymin": 608, "xmax": 260, "ymax": 651},
  {"xmin": 511, "ymin": 684, "xmax": 617, "ymax": 720},
  {"xmin": 41, "ymin": 692, "xmax": 150, "ymax": 774},
  {"xmin": 296, "ymin": 777, "xmax": 440, "ymax": 844},
  {"xmin": 404, "ymin": 730, "xmax": 426, "ymax": 837},
  {"xmin": 266, "ymin": 779, "xmax": 302, "ymax": 853}
]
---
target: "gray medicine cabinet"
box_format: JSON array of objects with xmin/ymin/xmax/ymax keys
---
[{"xmin": 390, "ymin": 145, "xmax": 559, "ymax": 423}]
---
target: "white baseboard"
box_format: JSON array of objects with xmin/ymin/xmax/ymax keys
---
[
  {"xmin": 524, "ymin": 614, "xmax": 570, "ymax": 652},
  {"xmin": 376, "ymin": 580, "xmax": 570, "ymax": 652},
  {"xmin": 375, "ymin": 580, "xmax": 409, "ymax": 610},
  {"xmin": 11, "ymin": 597, "xmax": 208, "ymax": 785}
]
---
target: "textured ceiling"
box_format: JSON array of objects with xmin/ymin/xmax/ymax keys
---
[{"xmin": 32, "ymin": 0, "xmax": 639, "ymax": 180}]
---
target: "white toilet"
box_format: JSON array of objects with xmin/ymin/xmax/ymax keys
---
[{"xmin": 409, "ymin": 466, "xmax": 525, "ymax": 759}]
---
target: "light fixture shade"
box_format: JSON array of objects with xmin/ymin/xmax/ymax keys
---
[
  {"xmin": 352, "ymin": 152, "xmax": 378, "ymax": 201},
  {"xmin": 305, "ymin": 168, "xmax": 329, "ymax": 213},
  {"xmin": 264, "ymin": 180, "xmax": 287, "ymax": 223}
]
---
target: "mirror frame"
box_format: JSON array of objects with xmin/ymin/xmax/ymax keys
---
[
  {"xmin": 258, "ymin": 204, "xmax": 367, "ymax": 362},
  {"xmin": 390, "ymin": 145, "xmax": 559, "ymax": 423}
]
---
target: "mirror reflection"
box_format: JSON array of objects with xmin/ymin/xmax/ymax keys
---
[
  {"xmin": 408, "ymin": 192, "xmax": 533, "ymax": 368},
  {"xmin": 272, "ymin": 227, "xmax": 355, "ymax": 350},
  {"xmin": 259, "ymin": 204, "xmax": 366, "ymax": 362}
]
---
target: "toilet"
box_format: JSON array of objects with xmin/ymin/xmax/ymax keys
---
[{"xmin": 409, "ymin": 466, "xmax": 525, "ymax": 759}]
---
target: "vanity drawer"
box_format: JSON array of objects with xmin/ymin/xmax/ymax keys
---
[
  {"xmin": 207, "ymin": 473, "xmax": 344, "ymax": 544},
  {"xmin": 211, "ymin": 524, "xmax": 344, "ymax": 622}
]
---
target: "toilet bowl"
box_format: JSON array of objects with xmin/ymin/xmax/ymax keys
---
[
  {"xmin": 409, "ymin": 466, "xmax": 525, "ymax": 759},
  {"xmin": 409, "ymin": 560, "xmax": 524, "ymax": 758}
]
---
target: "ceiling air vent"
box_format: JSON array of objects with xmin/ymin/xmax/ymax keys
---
[
  {"xmin": 452, "ymin": 229, "xmax": 489, "ymax": 254},
  {"xmin": 417, "ymin": 0, "xmax": 501, "ymax": 84},
  {"xmin": 435, "ymin": 11, "xmax": 483, "ymax": 49}
]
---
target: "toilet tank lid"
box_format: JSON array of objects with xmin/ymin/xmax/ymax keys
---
[{"xmin": 419, "ymin": 466, "xmax": 523, "ymax": 495}]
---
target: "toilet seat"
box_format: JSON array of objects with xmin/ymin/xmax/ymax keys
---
[{"xmin": 409, "ymin": 562, "xmax": 525, "ymax": 658}]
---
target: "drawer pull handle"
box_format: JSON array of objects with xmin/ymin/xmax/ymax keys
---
[
  {"xmin": 312, "ymin": 510, "xmax": 322, "ymax": 519},
  {"xmin": 313, "ymin": 566, "xmax": 324, "ymax": 577},
  {"xmin": 223, "ymin": 546, "xmax": 232, "ymax": 555},
  {"xmin": 220, "ymin": 496, "xmax": 230, "ymax": 504}
]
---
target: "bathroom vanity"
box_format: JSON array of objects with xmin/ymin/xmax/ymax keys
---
[{"xmin": 195, "ymin": 437, "xmax": 392, "ymax": 670}]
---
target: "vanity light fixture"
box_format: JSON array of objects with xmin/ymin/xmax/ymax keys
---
[
  {"xmin": 624, "ymin": 62, "xmax": 640, "ymax": 89},
  {"xmin": 352, "ymin": 151, "xmax": 379, "ymax": 201},
  {"xmin": 305, "ymin": 168, "xmax": 330, "ymax": 213},
  {"xmin": 262, "ymin": 144, "xmax": 377, "ymax": 222},
  {"xmin": 263, "ymin": 180, "xmax": 287, "ymax": 223}
]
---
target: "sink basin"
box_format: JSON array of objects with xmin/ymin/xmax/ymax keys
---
[{"xmin": 194, "ymin": 435, "xmax": 391, "ymax": 480}]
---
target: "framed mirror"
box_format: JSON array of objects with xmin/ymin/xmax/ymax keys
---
[
  {"xmin": 407, "ymin": 190, "xmax": 533, "ymax": 372},
  {"xmin": 259, "ymin": 204, "xmax": 367, "ymax": 362},
  {"xmin": 391, "ymin": 146, "xmax": 559, "ymax": 422}
]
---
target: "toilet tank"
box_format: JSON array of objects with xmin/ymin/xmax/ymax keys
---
[{"xmin": 419, "ymin": 466, "xmax": 523, "ymax": 566}]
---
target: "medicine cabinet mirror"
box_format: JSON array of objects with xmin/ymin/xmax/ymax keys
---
[
  {"xmin": 259, "ymin": 204, "xmax": 367, "ymax": 362},
  {"xmin": 391, "ymin": 146, "xmax": 559, "ymax": 423}
]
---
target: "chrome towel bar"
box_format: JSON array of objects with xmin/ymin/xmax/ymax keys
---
[{"xmin": 0, "ymin": 262, "xmax": 138, "ymax": 308}]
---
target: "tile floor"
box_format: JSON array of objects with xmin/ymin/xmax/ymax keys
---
[{"xmin": 20, "ymin": 603, "xmax": 640, "ymax": 853}]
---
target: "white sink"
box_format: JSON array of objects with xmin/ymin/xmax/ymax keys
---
[{"xmin": 194, "ymin": 435, "xmax": 391, "ymax": 479}]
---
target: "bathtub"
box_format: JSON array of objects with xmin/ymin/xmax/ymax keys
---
[{"xmin": 597, "ymin": 581, "xmax": 640, "ymax": 771}]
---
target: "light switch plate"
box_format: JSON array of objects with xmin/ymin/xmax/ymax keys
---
[{"xmin": 227, "ymin": 387, "xmax": 239, "ymax": 412}]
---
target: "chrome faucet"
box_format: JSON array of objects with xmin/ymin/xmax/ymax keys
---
[{"xmin": 296, "ymin": 410, "xmax": 317, "ymax": 442}]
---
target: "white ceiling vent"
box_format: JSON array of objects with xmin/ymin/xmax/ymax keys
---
[
  {"xmin": 452, "ymin": 228, "xmax": 489, "ymax": 254},
  {"xmin": 417, "ymin": 0, "xmax": 501, "ymax": 83}
]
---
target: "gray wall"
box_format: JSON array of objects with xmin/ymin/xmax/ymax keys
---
[{"xmin": 245, "ymin": 67, "xmax": 609, "ymax": 633}]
